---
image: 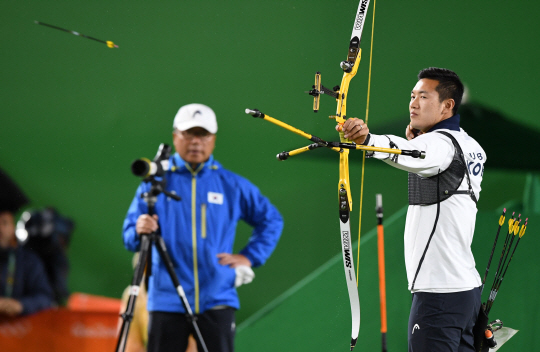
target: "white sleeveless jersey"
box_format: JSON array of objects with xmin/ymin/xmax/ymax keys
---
[{"xmin": 367, "ymin": 128, "xmax": 485, "ymax": 292}]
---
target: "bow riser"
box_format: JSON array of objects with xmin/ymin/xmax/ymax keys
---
[
  {"xmin": 336, "ymin": 49, "xmax": 363, "ymax": 125},
  {"xmin": 336, "ymin": 49, "xmax": 363, "ymax": 212}
]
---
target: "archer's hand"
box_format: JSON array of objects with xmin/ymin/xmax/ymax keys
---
[
  {"xmin": 337, "ymin": 118, "xmax": 370, "ymax": 145},
  {"xmin": 405, "ymin": 124, "xmax": 424, "ymax": 140},
  {"xmin": 136, "ymin": 214, "xmax": 159, "ymax": 235},
  {"xmin": 217, "ymin": 253, "xmax": 252, "ymax": 268},
  {"xmin": 0, "ymin": 298, "xmax": 23, "ymax": 317}
]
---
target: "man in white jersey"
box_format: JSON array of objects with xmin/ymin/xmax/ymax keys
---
[{"xmin": 340, "ymin": 67, "xmax": 485, "ymax": 351}]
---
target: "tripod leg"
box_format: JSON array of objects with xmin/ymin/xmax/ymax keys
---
[
  {"xmin": 153, "ymin": 235, "xmax": 209, "ymax": 352},
  {"xmin": 116, "ymin": 235, "xmax": 152, "ymax": 352}
]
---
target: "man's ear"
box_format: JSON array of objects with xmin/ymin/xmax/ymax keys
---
[{"xmin": 442, "ymin": 99, "xmax": 455, "ymax": 115}]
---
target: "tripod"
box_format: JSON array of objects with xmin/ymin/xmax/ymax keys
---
[{"xmin": 116, "ymin": 176, "xmax": 209, "ymax": 352}]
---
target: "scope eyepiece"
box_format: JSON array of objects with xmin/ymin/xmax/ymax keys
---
[
  {"xmin": 131, "ymin": 143, "xmax": 172, "ymax": 178},
  {"xmin": 131, "ymin": 158, "xmax": 151, "ymax": 177},
  {"xmin": 131, "ymin": 158, "xmax": 170, "ymax": 178}
]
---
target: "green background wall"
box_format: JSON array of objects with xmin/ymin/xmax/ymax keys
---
[{"xmin": 2, "ymin": 0, "xmax": 539, "ymax": 350}]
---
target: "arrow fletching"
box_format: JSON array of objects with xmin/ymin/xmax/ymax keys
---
[
  {"xmin": 498, "ymin": 208, "xmax": 506, "ymax": 226},
  {"xmin": 519, "ymin": 219, "xmax": 527, "ymax": 238},
  {"xmin": 512, "ymin": 219, "xmax": 521, "ymax": 236},
  {"xmin": 508, "ymin": 215, "xmax": 515, "ymax": 233}
]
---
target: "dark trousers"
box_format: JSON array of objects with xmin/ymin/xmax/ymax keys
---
[
  {"xmin": 148, "ymin": 308, "xmax": 235, "ymax": 352},
  {"xmin": 408, "ymin": 287, "xmax": 481, "ymax": 352}
]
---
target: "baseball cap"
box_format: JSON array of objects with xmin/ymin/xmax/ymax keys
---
[{"xmin": 173, "ymin": 103, "xmax": 218, "ymax": 134}]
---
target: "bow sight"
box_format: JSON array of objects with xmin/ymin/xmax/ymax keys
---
[{"xmin": 307, "ymin": 72, "xmax": 340, "ymax": 113}]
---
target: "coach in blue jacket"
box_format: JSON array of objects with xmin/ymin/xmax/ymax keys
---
[{"xmin": 123, "ymin": 103, "xmax": 284, "ymax": 352}]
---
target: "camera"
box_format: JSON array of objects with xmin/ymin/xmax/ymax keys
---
[{"xmin": 131, "ymin": 143, "xmax": 172, "ymax": 178}]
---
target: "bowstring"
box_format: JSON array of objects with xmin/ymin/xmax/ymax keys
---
[{"xmin": 356, "ymin": 0, "xmax": 376, "ymax": 286}]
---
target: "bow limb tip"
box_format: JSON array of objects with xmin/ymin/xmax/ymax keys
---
[{"xmin": 350, "ymin": 337, "xmax": 357, "ymax": 351}]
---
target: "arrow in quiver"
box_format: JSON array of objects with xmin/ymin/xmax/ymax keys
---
[{"xmin": 473, "ymin": 209, "xmax": 529, "ymax": 351}]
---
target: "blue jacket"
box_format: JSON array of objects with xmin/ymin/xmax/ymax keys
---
[
  {"xmin": 123, "ymin": 154, "xmax": 283, "ymax": 314},
  {"xmin": 0, "ymin": 246, "xmax": 54, "ymax": 315}
]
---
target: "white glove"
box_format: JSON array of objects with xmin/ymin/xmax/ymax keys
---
[{"xmin": 234, "ymin": 265, "xmax": 255, "ymax": 288}]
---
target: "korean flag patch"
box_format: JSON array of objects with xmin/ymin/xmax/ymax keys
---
[{"xmin": 208, "ymin": 192, "xmax": 224, "ymax": 205}]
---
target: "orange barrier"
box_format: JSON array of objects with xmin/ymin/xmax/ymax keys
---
[
  {"xmin": 67, "ymin": 292, "xmax": 122, "ymax": 313},
  {"xmin": 0, "ymin": 293, "xmax": 121, "ymax": 351}
]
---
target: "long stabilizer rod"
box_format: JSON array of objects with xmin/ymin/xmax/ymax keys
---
[{"xmin": 245, "ymin": 109, "xmax": 425, "ymax": 159}]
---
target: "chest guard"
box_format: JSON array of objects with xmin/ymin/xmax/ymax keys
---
[{"xmin": 408, "ymin": 131, "xmax": 476, "ymax": 206}]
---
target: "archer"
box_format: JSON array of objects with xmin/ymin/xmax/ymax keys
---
[{"xmin": 341, "ymin": 67, "xmax": 486, "ymax": 352}]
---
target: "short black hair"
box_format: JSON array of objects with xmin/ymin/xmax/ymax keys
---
[{"xmin": 418, "ymin": 67, "xmax": 464, "ymax": 115}]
